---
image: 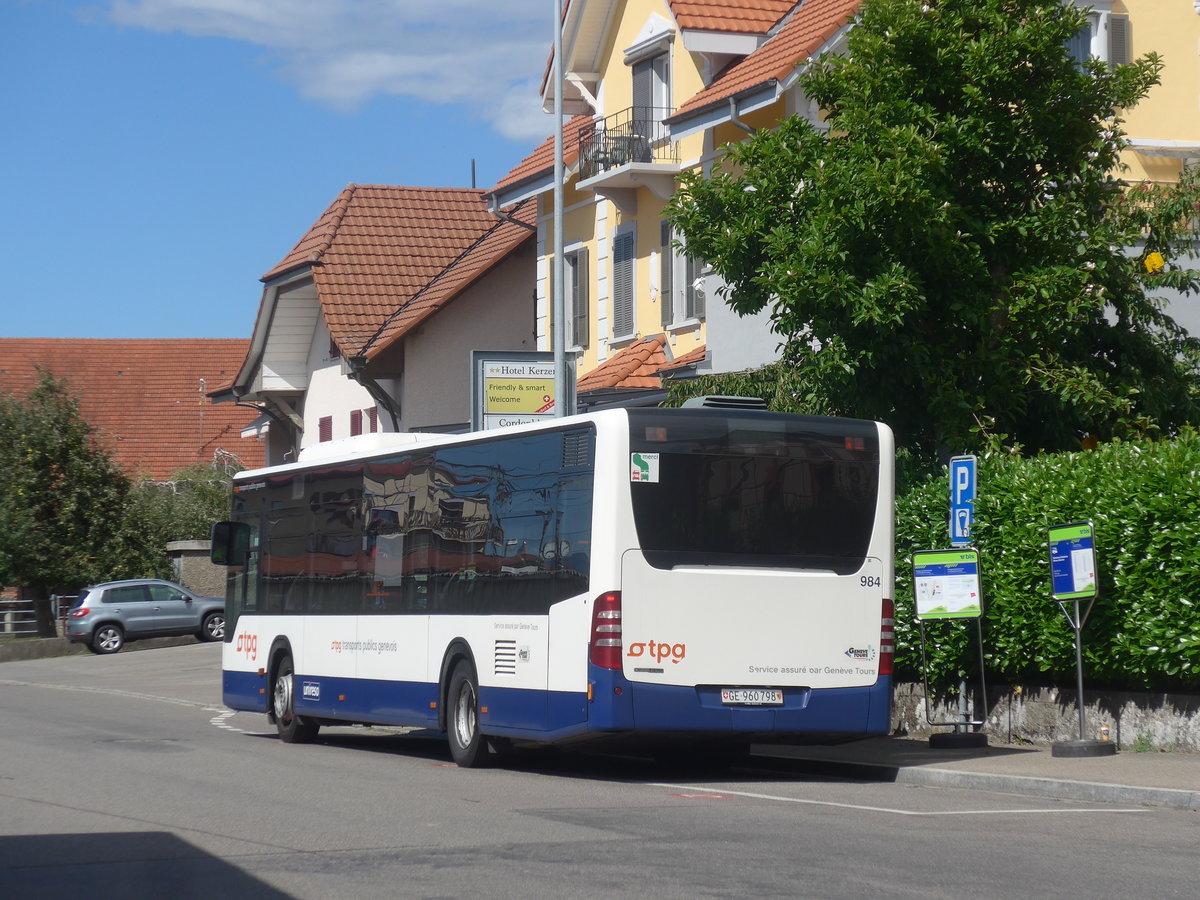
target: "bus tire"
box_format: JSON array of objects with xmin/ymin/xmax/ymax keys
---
[
  {"xmin": 273, "ymin": 655, "xmax": 319, "ymax": 743},
  {"xmin": 447, "ymin": 660, "xmax": 490, "ymax": 768}
]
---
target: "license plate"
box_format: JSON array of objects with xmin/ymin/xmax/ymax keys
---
[{"xmin": 720, "ymin": 688, "xmax": 784, "ymax": 706}]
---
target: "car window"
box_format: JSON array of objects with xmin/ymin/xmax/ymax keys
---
[
  {"xmin": 147, "ymin": 584, "xmax": 186, "ymax": 603},
  {"xmin": 104, "ymin": 585, "xmax": 148, "ymax": 604}
]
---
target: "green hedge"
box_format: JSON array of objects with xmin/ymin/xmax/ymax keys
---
[{"xmin": 894, "ymin": 433, "xmax": 1200, "ymax": 691}]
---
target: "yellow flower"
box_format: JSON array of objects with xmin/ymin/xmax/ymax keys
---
[{"xmin": 1143, "ymin": 251, "xmax": 1165, "ymax": 274}]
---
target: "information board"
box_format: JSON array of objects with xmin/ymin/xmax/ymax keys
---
[
  {"xmin": 913, "ymin": 548, "xmax": 982, "ymax": 620},
  {"xmin": 1048, "ymin": 522, "xmax": 1097, "ymax": 601}
]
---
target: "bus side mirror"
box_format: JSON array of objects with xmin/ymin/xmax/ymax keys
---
[{"xmin": 211, "ymin": 521, "xmax": 250, "ymax": 567}]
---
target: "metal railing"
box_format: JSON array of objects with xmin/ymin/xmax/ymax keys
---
[
  {"xmin": 578, "ymin": 106, "xmax": 678, "ymax": 180},
  {"xmin": 0, "ymin": 596, "xmax": 63, "ymax": 638}
]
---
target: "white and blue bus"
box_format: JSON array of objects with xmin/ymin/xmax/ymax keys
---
[{"xmin": 210, "ymin": 402, "xmax": 895, "ymax": 766}]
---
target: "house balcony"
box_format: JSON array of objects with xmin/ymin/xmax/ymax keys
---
[{"xmin": 577, "ymin": 107, "xmax": 680, "ymax": 214}]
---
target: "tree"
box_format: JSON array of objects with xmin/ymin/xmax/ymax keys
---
[
  {"xmin": 117, "ymin": 461, "xmax": 239, "ymax": 579},
  {"xmin": 667, "ymin": 0, "xmax": 1200, "ymax": 457},
  {"xmin": 0, "ymin": 370, "xmax": 132, "ymax": 635}
]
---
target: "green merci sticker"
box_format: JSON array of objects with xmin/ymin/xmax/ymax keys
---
[{"xmin": 630, "ymin": 452, "xmax": 659, "ymax": 483}]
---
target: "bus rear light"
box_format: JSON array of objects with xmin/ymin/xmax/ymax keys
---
[
  {"xmin": 589, "ymin": 591, "xmax": 623, "ymax": 670},
  {"xmin": 879, "ymin": 598, "xmax": 895, "ymax": 676}
]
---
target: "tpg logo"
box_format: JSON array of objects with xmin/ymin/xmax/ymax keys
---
[
  {"xmin": 235, "ymin": 633, "xmax": 258, "ymax": 661},
  {"xmin": 627, "ymin": 640, "xmax": 686, "ymax": 664}
]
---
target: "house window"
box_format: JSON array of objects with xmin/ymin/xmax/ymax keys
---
[
  {"xmin": 1067, "ymin": 12, "xmax": 1130, "ymax": 65},
  {"xmin": 350, "ymin": 409, "xmax": 363, "ymax": 437},
  {"xmin": 566, "ymin": 247, "xmax": 590, "ymax": 348},
  {"xmin": 319, "ymin": 416, "xmax": 332, "ymax": 443},
  {"xmin": 660, "ymin": 221, "xmax": 706, "ymax": 327},
  {"xmin": 632, "ymin": 51, "xmax": 670, "ymax": 145},
  {"xmin": 611, "ymin": 229, "xmax": 636, "ymax": 340}
]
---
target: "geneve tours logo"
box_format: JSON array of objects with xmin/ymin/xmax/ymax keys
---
[{"xmin": 844, "ymin": 645, "xmax": 877, "ymax": 661}]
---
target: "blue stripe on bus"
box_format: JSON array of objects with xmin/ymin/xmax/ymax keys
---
[
  {"xmin": 224, "ymin": 667, "xmax": 890, "ymax": 740},
  {"xmin": 224, "ymin": 669, "xmax": 268, "ymax": 712}
]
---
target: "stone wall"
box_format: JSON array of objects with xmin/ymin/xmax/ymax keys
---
[
  {"xmin": 166, "ymin": 540, "xmax": 226, "ymax": 597},
  {"xmin": 894, "ymin": 682, "xmax": 1200, "ymax": 752}
]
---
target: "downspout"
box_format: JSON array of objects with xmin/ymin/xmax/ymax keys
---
[
  {"xmin": 348, "ymin": 355, "xmax": 402, "ymax": 432},
  {"xmin": 231, "ymin": 389, "xmax": 301, "ymax": 461},
  {"xmin": 488, "ymin": 194, "xmax": 536, "ymax": 232},
  {"xmin": 729, "ymin": 96, "xmax": 755, "ymax": 134}
]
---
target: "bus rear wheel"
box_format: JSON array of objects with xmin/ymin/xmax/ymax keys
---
[
  {"xmin": 447, "ymin": 660, "xmax": 491, "ymax": 768},
  {"xmin": 273, "ymin": 656, "xmax": 319, "ymax": 743}
]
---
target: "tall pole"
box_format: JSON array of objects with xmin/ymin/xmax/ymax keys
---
[{"xmin": 552, "ymin": 0, "xmax": 568, "ymax": 417}]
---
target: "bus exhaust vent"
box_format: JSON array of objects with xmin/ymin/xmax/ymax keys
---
[
  {"xmin": 494, "ymin": 640, "xmax": 518, "ymax": 676},
  {"xmin": 680, "ymin": 395, "xmax": 768, "ymax": 410},
  {"xmin": 561, "ymin": 429, "xmax": 593, "ymax": 468}
]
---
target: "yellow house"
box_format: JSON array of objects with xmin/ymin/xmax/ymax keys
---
[
  {"xmin": 1111, "ymin": 1, "xmax": 1200, "ymax": 183},
  {"xmin": 490, "ymin": 0, "xmax": 806, "ymax": 403},
  {"xmin": 488, "ymin": 0, "xmax": 1200, "ymax": 402}
]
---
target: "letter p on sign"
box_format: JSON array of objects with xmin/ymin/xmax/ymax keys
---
[{"xmin": 949, "ymin": 455, "xmax": 976, "ymax": 546}]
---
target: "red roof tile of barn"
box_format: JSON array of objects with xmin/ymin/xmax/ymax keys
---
[{"xmin": 0, "ymin": 339, "xmax": 265, "ymax": 481}]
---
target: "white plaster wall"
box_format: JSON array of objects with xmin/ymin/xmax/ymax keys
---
[
  {"xmin": 297, "ymin": 317, "xmax": 378, "ymax": 452},
  {"xmin": 400, "ymin": 246, "xmax": 537, "ymax": 431}
]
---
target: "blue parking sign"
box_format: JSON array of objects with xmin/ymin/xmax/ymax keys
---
[{"xmin": 949, "ymin": 455, "xmax": 976, "ymax": 546}]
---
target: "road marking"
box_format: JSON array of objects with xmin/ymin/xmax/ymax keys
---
[{"xmin": 651, "ymin": 783, "xmax": 1151, "ymax": 816}]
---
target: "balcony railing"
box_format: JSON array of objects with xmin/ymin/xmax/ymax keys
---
[{"xmin": 579, "ymin": 106, "xmax": 678, "ymax": 181}]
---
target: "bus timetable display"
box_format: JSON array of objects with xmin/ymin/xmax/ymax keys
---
[
  {"xmin": 912, "ymin": 549, "xmax": 982, "ymax": 620},
  {"xmin": 1048, "ymin": 522, "xmax": 1097, "ymax": 601}
]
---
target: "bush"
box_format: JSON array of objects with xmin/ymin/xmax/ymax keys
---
[{"xmin": 895, "ymin": 432, "xmax": 1200, "ymax": 691}]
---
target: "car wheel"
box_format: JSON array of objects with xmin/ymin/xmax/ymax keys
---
[
  {"xmin": 90, "ymin": 624, "xmax": 124, "ymax": 654},
  {"xmin": 199, "ymin": 612, "xmax": 225, "ymax": 642},
  {"xmin": 272, "ymin": 656, "xmax": 319, "ymax": 743},
  {"xmin": 447, "ymin": 660, "xmax": 492, "ymax": 768}
]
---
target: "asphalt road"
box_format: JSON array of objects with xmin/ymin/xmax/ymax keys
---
[{"xmin": 1, "ymin": 644, "xmax": 1195, "ymax": 899}]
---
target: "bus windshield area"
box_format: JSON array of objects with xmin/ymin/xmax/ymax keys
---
[{"xmin": 628, "ymin": 410, "xmax": 880, "ymax": 574}]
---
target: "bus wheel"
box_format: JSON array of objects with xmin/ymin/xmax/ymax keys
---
[
  {"xmin": 273, "ymin": 656, "xmax": 319, "ymax": 744},
  {"xmin": 447, "ymin": 660, "xmax": 490, "ymax": 768}
]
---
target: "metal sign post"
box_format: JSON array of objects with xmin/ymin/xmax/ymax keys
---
[
  {"xmin": 913, "ymin": 548, "xmax": 988, "ymax": 748},
  {"xmin": 1048, "ymin": 521, "xmax": 1116, "ymax": 757}
]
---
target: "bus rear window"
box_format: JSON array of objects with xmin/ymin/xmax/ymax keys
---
[{"xmin": 628, "ymin": 410, "xmax": 880, "ymax": 574}]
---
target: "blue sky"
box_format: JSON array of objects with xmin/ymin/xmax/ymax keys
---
[{"xmin": 2, "ymin": 0, "xmax": 553, "ymax": 339}]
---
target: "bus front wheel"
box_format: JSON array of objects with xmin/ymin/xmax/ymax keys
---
[
  {"xmin": 273, "ymin": 656, "xmax": 319, "ymax": 744},
  {"xmin": 447, "ymin": 660, "xmax": 491, "ymax": 768}
]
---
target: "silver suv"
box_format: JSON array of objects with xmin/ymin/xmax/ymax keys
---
[{"xmin": 66, "ymin": 579, "xmax": 225, "ymax": 654}]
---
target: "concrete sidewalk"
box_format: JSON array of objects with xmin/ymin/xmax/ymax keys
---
[{"xmin": 755, "ymin": 735, "xmax": 1200, "ymax": 810}]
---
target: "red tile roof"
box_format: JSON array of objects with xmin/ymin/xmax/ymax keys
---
[
  {"xmin": 362, "ymin": 198, "xmax": 537, "ymax": 359},
  {"xmin": 672, "ymin": 0, "xmax": 858, "ymax": 121},
  {"xmin": 262, "ymin": 185, "xmax": 535, "ymax": 359},
  {"xmin": 576, "ymin": 336, "xmax": 707, "ymax": 392},
  {"xmin": 0, "ymin": 339, "xmax": 266, "ymax": 481},
  {"xmin": 491, "ymin": 114, "xmax": 594, "ymax": 195},
  {"xmin": 670, "ymin": 0, "xmax": 796, "ymax": 33}
]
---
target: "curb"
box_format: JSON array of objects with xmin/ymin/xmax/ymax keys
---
[
  {"xmin": 0, "ymin": 634, "xmax": 201, "ymax": 663},
  {"xmin": 763, "ymin": 754, "xmax": 1200, "ymax": 811}
]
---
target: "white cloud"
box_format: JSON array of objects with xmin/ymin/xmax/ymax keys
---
[{"xmin": 107, "ymin": 0, "xmax": 554, "ymax": 140}]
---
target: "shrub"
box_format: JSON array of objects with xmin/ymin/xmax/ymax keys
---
[{"xmin": 894, "ymin": 433, "xmax": 1200, "ymax": 691}]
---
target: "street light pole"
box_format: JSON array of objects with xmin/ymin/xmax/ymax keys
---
[{"xmin": 552, "ymin": 0, "xmax": 568, "ymax": 417}]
